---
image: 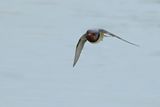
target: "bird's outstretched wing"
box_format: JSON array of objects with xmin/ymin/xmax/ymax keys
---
[
  {"xmin": 73, "ymin": 34, "xmax": 87, "ymax": 67},
  {"xmin": 99, "ymin": 29, "xmax": 139, "ymax": 47}
]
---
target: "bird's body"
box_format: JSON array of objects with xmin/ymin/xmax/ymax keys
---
[
  {"xmin": 86, "ymin": 29, "xmax": 105, "ymax": 43},
  {"xmin": 73, "ymin": 28, "xmax": 139, "ymax": 67}
]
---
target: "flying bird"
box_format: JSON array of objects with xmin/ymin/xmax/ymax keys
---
[{"xmin": 73, "ymin": 29, "xmax": 139, "ymax": 67}]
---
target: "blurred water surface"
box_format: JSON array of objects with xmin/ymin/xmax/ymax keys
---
[{"xmin": 0, "ymin": 0, "xmax": 160, "ymax": 107}]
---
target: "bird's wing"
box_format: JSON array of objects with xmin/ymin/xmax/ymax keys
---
[
  {"xmin": 73, "ymin": 34, "xmax": 87, "ymax": 67},
  {"xmin": 99, "ymin": 29, "xmax": 139, "ymax": 47}
]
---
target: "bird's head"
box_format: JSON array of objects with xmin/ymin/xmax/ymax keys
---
[{"xmin": 86, "ymin": 30, "xmax": 99, "ymax": 43}]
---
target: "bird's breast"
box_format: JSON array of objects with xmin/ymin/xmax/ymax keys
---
[
  {"xmin": 86, "ymin": 33, "xmax": 104, "ymax": 44},
  {"xmin": 86, "ymin": 35, "xmax": 99, "ymax": 43}
]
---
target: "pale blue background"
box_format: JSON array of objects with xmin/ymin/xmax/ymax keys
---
[{"xmin": 0, "ymin": 0, "xmax": 160, "ymax": 107}]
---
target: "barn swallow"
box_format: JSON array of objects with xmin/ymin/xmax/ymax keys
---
[{"xmin": 73, "ymin": 29, "xmax": 139, "ymax": 67}]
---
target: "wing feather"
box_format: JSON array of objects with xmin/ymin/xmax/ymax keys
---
[
  {"xmin": 99, "ymin": 29, "xmax": 139, "ymax": 47},
  {"xmin": 73, "ymin": 34, "xmax": 87, "ymax": 67}
]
